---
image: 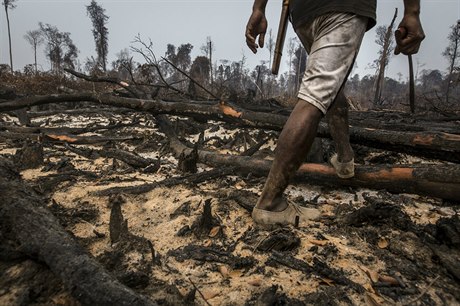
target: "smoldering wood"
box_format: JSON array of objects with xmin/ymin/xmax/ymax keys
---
[
  {"xmin": 1, "ymin": 93, "xmax": 458, "ymax": 162},
  {"xmin": 0, "ymin": 158, "xmax": 158, "ymax": 306}
]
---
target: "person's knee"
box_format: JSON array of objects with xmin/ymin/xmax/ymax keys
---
[{"xmin": 295, "ymin": 98, "xmax": 324, "ymax": 120}]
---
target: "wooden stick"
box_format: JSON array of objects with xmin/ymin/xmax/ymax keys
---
[
  {"xmin": 408, "ymin": 54, "xmax": 415, "ymax": 113},
  {"xmin": 271, "ymin": 0, "xmax": 290, "ymax": 75}
]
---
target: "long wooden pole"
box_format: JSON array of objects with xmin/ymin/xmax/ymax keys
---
[{"xmin": 271, "ymin": 0, "xmax": 290, "ymax": 75}]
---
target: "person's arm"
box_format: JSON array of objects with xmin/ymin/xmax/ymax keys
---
[
  {"xmin": 245, "ymin": 0, "xmax": 269, "ymax": 54},
  {"xmin": 395, "ymin": 0, "xmax": 425, "ymax": 55}
]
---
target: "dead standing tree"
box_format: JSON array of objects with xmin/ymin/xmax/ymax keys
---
[
  {"xmin": 442, "ymin": 20, "xmax": 460, "ymax": 105},
  {"xmin": 86, "ymin": 0, "xmax": 109, "ymax": 72},
  {"xmin": 2, "ymin": 0, "xmax": 17, "ymax": 72},
  {"xmin": 24, "ymin": 29, "xmax": 44, "ymax": 73},
  {"xmin": 373, "ymin": 8, "xmax": 398, "ymax": 106},
  {"xmin": 130, "ymin": 35, "xmax": 191, "ymax": 98}
]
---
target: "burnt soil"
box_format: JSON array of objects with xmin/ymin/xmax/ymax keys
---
[{"xmin": 1, "ymin": 108, "xmax": 459, "ymax": 306}]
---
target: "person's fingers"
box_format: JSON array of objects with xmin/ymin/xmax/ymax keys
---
[
  {"xmin": 394, "ymin": 25, "xmax": 424, "ymax": 55},
  {"xmin": 246, "ymin": 39, "xmax": 257, "ymax": 53},
  {"xmin": 398, "ymin": 36, "xmax": 423, "ymax": 55},
  {"xmin": 245, "ymin": 29, "xmax": 258, "ymax": 53},
  {"xmin": 400, "ymin": 44, "xmax": 421, "ymax": 55},
  {"xmin": 258, "ymin": 32, "xmax": 265, "ymax": 49}
]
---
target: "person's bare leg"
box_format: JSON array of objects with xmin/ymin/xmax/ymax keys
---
[
  {"xmin": 326, "ymin": 89, "xmax": 353, "ymax": 163},
  {"xmin": 256, "ymin": 99, "xmax": 323, "ymax": 212}
]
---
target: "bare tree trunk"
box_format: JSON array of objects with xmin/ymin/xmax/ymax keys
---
[
  {"xmin": 445, "ymin": 23, "xmax": 459, "ymax": 104},
  {"xmin": 409, "ymin": 55, "xmax": 415, "ymax": 113},
  {"xmin": 209, "ymin": 39, "xmax": 213, "ymax": 85},
  {"xmin": 34, "ymin": 44, "xmax": 38, "ymax": 73},
  {"xmin": 5, "ymin": 6, "xmax": 13, "ymax": 72},
  {"xmin": 374, "ymin": 8, "xmax": 398, "ymax": 105}
]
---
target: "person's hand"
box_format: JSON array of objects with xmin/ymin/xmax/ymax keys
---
[
  {"xmin": 394, "ymin": 13, "xmax": 425, "ymax": 55},
  {"xmin": 245, "ymin": 9, "xmax": 267, "ymax": 54}
]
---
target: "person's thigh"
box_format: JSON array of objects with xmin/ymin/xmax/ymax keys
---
[{"xmin": 295, "ymin": 13, "xmax": 367, "ymax": 114}]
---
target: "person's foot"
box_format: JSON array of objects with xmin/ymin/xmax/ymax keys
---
[
  {"xmin": 252, "ymin": 201, "xmax": 321, "ymax": 227},
  {"xmin": 330, "ymin": 153, "xmax": 354, "ymax": 178}
]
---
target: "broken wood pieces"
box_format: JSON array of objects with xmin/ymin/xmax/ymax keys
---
[
  {"xmin": 64, "ymin": 143, "xmax": 160, "ymax": 171},
  {"xmin": 168, "ymin": 244, "xmax": 255, "ymax": 270}
]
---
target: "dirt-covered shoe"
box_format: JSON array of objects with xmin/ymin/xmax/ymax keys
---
[
  {"xmin": 251, "ymin": 201, "xmax": 321, "ymax": 227},
  {"xmin": 330, "ymin": 153, "xmax": 354, "ymax": 179}
]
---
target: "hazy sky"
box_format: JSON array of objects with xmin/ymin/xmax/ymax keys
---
[{"xmin": 1, "ymin": 0, "xmax": 459, "ymax": 80}]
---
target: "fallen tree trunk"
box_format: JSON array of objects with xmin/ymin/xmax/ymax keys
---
[
  {"xmin": 64, "ymin": 144, "xmax": 159, "ymax": 169},
  {"xmin": 157, "ymin": 116, "xmax": 460, "ymax": 202},
  {"xmin": 1, "ymin": 93, "xmax": 459, "ymax": 162},
  {"xmin": 200, "ymin": 153, "xmax": 460, "ymax": 201},
  {"xmin": 0, "ymin": 159, "xmax": 158, "ymax": 306},
  {"xmin": 26, "ymin": 107, "xmax": 134, "ymax": 118},
  {"xmin": 0, "ymin": 131, "xmax": 139, "ymax": 144},
  {"xmin": 0, "ymin": 121, "xmax": 138, "ymax": 135}
]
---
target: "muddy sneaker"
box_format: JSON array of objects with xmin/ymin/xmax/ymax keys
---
[
  {"xmin": 251, "ymin": 201, "xmax": 321, "ymax": 227},
  {"xmin": 330, "ymin": 153, "xmax": 354, "ymax": 179}
]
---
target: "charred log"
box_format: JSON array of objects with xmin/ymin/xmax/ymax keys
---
[{"xmin": 0, "ymin": 158, "xmax": 158, "ymax": 306}]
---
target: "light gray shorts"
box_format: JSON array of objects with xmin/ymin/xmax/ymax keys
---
[{"xmin": 295, "ymin": 13, "xmax": 367, "ymax": 114}]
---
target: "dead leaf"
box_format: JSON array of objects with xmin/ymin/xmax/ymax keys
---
[
  {"xmin": 361, "ymin": 266, "xmax": 379, "ymax": 283},
  {"xmin": 377, "ymin": 237, "xmax": 389, "ymax": 249},
  {"xmin": 203, "ymin": 239, "xmax": 212, "ymax": 247},
  {"xmin": 201, "ymin": 289, "xmax": 220, "ymax": 301},
  {"xmin": 379, "ymin": 274, "xmax": 399, "ymax": 285},
  {"xmin": 363, "ymin": 283, "xmax": 376, "ymax": 294},
  {"xmin": 218, "ymin": 265, "xmax": 230, "ymax": 278},
  {"xmin": 247, "ymin": 278, "xmax": 262, "ymax": 286},
  {"xmin": 310, "ymin": 239, "xmax": 329, "ymax": 246},
  {"xmin": 235, "ymin": 181, "xmax": 246, "ymax": 190},
  {"xmin": 209, "ymin": 226, "xmax": 220, "ymax": 238},
  {"xmin": 365, "ymin": 292, "xmax": 384, "ymax": 306},
  {"xmin": 229, "ymin": 270, "xmax": 243, "ymax": 278}
]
